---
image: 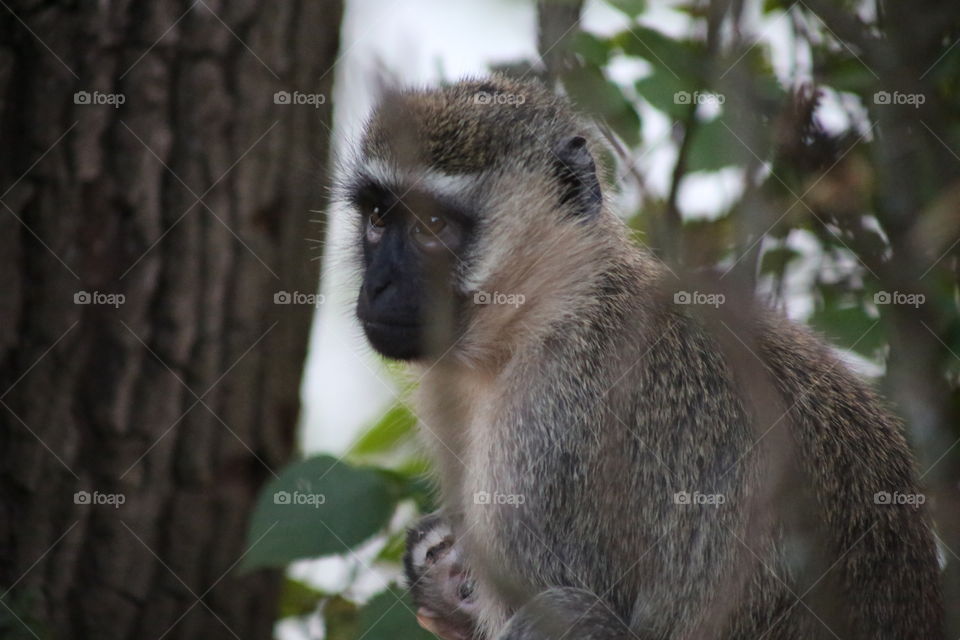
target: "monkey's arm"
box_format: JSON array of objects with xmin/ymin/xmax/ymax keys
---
[{"xmin": 496, "ymin": 588, "xmax": 634, "ymax": 640}]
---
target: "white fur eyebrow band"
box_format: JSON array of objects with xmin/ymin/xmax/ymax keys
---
[{"xmin": 361, "ymin": 158, "xmax": 480, "ymax": 200}]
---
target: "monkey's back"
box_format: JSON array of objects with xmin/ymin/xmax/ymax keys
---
[{"xmin": 456, "ymin": 260, "xmax": 941, "ymax": 639}]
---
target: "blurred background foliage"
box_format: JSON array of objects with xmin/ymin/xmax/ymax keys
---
[{"xmin": 246, "ymin": 0, "xmax": 960, "ymax": 637}]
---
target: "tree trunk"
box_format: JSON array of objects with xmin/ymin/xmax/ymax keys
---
[{"xmin": 0, "ymin": 1, "xmax": 342, "ymax": 638}]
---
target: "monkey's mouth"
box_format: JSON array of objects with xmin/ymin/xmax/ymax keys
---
[
  {"xmin": 363, "ymin": 320, "xmax": 420, "ymax": 332},
  {"xmin": 361, "ymin": 320, "xmax": 424, "ymax": 360}
]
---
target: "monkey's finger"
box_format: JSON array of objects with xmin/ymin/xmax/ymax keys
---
[
  {"xmin": 415, "ymin": 608, "xmax": 471, "ymax": 640},
  {"xmin": 416, "ymin": 608, "xmax": 443, "ymax": 634}
]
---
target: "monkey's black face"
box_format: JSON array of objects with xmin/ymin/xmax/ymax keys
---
[{"xmin": 352, "ymin": 179, "xmax": 474, "ymax": 361}]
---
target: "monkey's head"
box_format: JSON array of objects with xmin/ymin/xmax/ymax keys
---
[{"xmin": 342, "ymin": 76, "xmax": 614, "ymax": 362}]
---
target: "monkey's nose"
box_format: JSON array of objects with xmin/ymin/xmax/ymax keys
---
[
  {"xmin": 368, "ymin": 278, "xmax": 392, "ymax": 299},
  {"xmin": 362, "ymin": 270, "xmax": 395, "ymax": 302}
]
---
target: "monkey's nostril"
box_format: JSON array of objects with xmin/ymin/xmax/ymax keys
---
[{"xmin": 365, "ymin": 277, "xmax": 392, "ymax": 300}]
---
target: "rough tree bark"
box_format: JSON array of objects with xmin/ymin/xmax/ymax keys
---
[{"xmin": 0, "ymin": 1, "xmax": 342, "ymax": 638}]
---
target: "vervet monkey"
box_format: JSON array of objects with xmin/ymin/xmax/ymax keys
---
[{"xmin": 343, "ymin": 76, "xmax": 943, "ymax": 639}]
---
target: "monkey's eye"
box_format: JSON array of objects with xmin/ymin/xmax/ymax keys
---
[
  {"xmin": 368, "ymin": 206, "xmax": 387, "ymax": 228},
  {"xmin": 410, "ymin": 214, "xmax": 452, "ymax": 252},
  {"xmin": 365, "ymin": 206, "xmax": 386, "ymax": 243},
  {"xmin": 413, "ymin": 215, "xmax": 446, "ymax": 235}
]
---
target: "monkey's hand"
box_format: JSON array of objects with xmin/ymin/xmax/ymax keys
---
[{"xmin": 404, "ymin": 514, "xmax": 480, "ymax": 640}]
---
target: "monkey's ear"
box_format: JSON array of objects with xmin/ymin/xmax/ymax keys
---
[{"xmin": 553, "ymin": 135, "xmax": 602, "ymax": 219}]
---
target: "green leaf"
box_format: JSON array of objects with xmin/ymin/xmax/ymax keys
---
[
  {"xmin": 606, "ymin": 0, "xmax": 646, "ymax": 18},
  {"xmin": 395, "ymin": 472, "xmax": 437, "ymax": 513},
  {"xmin": 817, "ymin": 55, "xmax": 877, "ymax": 95},
  {"xmin": 614, "ymin": 25, "xmax": 703, "ymax": 81},
  {"xmin": 564, "ymin": 65, "xmax": 642, "ymax": 146},
  {"xmin": 634, "ymin": 67, "xmax": 697, "ymax": 119},
  {"xmin": 356, "ymin": 585, "xmax": 436, "ymax": 640},
  {"xmin": 760, "ymin": 247, "xmax": 801, "ymax": 275},
  {"xmin": 278, "ymin": 578, "xmax": 328, "ymax": 619},
  {"xmin": 809, "ymin": 301, "xmax": 883, "ymax": 358},
  {"xmin": 323, "ymin": 595, "xmax": 361, "ymax": 640},
  {"xmin": 241, "ymin": 455, "xmax": 400, "ymax": 570},
  {"xmin": 376, "ymin": 530, "xmax": 408, "ymax": 564},
  {"xmin": 686, "ymin": 117, "xmax": 746, "ymax": 172},
  {"xmin": 572, "ymin": 32, "xmax": 612, "ymax": 67},
  {"xmin": 351, "ymin": 403, "xmax": 418, "ymax": 457},
  {"xmin": 394, "ymin": 456, "xmax": 432, "ymax": 482}
]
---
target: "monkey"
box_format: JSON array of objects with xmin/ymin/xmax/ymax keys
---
[
  {"xmin": 403, "ymin": 513, "xmax": 479, "ymax": 640},
  {"xmin": 341, "ymin": 75, "xmax": 943, "ymax": 639}
]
